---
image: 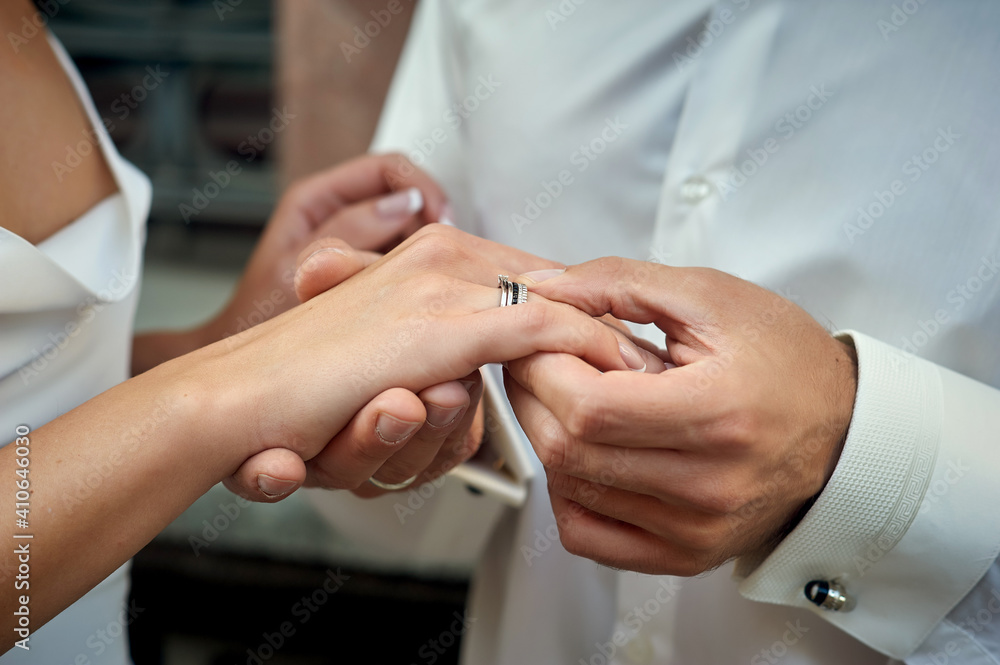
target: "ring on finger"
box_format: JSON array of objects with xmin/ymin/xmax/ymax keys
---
[{"xmin": 368, "ymin": 474, "xmax": 419, "ymax": 491}]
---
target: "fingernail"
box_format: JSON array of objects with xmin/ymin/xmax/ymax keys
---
[
  {"xmin": 522, "ymin": 268, "xmax": 566, "ymax": 283},
  {"xmin": 619, "ymin": 343, "xmax": 647, "ymax": 372},
  {"xmin": 257, "ymin": 474, "xmax": 297, "ymax": 498},
  {"xmin": 458, "ymin": 379, "xmax": 477, "ymax": 393},
  {"xmin": 376, "ymin": 187, "xmax": 423, "ymax": 218},
  {"xmin": 439, "ymin": 203, "xmax": 456, "ymax": 227},
  {"xmin": 425, "ymin": 403, "xmax": 465, "ymax": 428},
  {"xmin": 375, "ymin": 413, "xmax": 422, "ymax": 445}
]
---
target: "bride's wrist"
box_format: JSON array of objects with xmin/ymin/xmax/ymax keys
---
[{"xmin": 145, "ymin": 347, "xmax": 259, "ymax": 479}]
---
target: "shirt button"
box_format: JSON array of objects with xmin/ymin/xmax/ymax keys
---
[
  {"xmin": 679, "ymin": 175, "xmax": 713, "ymax": 204},
  {"xmin": 623, "ymin": 632, "xmax": 654, "ymax": 664}
]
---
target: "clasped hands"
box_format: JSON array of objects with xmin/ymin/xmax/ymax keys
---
[{"xmin": 203, "ymin": 155, "xmax": 857, "ymax": 577}]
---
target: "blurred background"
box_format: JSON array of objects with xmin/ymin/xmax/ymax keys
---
[{"xmin": 44, "ymin": 2, "xmax": 477, "ymax": 663}]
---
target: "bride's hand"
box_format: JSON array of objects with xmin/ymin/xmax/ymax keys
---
[
  {"xmin": 225, "ymin": 239, "xmax": 488, "ymax": 500},
  {"xmin": 226, "ymin": 230, "xmax": 567, "ymax": 500},
  {"xmin": 183, "ymin": 224, "xmax": 641, "ymax": 494},
  {"xmin": 132, "ymin": 153, "xmax": 448, "ymax": 376}
]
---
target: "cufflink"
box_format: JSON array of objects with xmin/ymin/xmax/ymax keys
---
[{"xmin": 804, "ymin": 580, "xmax": 853, "ymax": 612}]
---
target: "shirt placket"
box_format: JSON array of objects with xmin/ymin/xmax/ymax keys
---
[{"xmin": 650, "ymin": 1, "xmax": 784, "ymax": 270}]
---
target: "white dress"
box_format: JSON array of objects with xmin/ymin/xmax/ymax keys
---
[{"xmin": 0, "ymin": 35, "xmax": 151, "ymax": 665}]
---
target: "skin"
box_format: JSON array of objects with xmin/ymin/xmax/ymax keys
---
[
  {"xmin": 0, "ymin": 0, "xmax": 857, "ymax": 643},
  {"xmin": 0, "ymin": 224, "xmax": 639, "ymax": 647},
  {"xmin": 0, "ymin": 0, "xmax": 117, "ymax": 245},
  {"xmin": 0, "ymin": 0, "xmax": 485, "ymax": 503},
  {"xmin": 286, "ymin": 243, "xmax": 667, "ymax": 498},
  {"xmin": 129, "ymin": 153, "xmax": 489, "ymax": 501},
  {"xmin": 263, "ymin": 247, "xmax": 856, "ymax": 578},
  {"xmin": 0, "ymin": 2, "xmax": 645, "ymax": 647},
  {"xmin": 505, "ymin": 259, "xmax": 858, "ymax": 576}
]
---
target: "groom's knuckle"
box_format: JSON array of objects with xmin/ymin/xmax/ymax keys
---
[
  {"xmin": 564, "ymin": 392, "xmax": 605, "ymax": 441},
  {"xmin": 535, "ymin": 426, "xmax": 573, "ymax": 471}
]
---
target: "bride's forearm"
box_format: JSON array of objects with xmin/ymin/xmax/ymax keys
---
[{"xmin": 0, "ymin": 355, "xmax": 236, "ymax": 648}]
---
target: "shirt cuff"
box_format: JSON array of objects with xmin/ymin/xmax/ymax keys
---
[{"xmin": 736, "ymin": 330, "xmax": 1000, "ymax": 659}]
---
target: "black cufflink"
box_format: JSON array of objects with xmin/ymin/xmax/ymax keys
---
[{"xmin": 804, "ymin": 580, "xmax": 852, "ymax": 612}]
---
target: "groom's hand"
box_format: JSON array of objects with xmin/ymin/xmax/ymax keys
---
[{"xmin": 505, "ymin": 258, "xmax": 857, "ymax": 575}]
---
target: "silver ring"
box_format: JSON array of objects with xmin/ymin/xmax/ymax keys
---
[
  {"xmin": 368, "ymin": 474, "xmax": 418, "ymax": 491},
  {"xmin": 498, "ymin": 275, "xmax": 528, "ymax": 307}
]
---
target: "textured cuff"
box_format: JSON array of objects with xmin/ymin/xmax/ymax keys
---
[{"xmin": 737, "ymin": 330, "xmax": 943, "ymax": 656}]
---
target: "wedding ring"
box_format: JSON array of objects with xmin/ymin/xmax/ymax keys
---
[
  {"xmin": 498, "ymin": 275, "xmax": 528, "ymax": 307},
  {"xmin": 368, "ymin": 475, "xmax": 418, "ymax": 491},
  {"xmin": 515, "ymin": 281, "xmax": 528, "ymax": 304}
]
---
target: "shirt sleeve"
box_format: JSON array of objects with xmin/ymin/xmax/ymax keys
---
[
  {"xmin": 905, "ymin": 557, "xmax": 1000, "ymax": 665},
  {"xmin": 736, "ymin": 330, "xmax": 1000, "ymax": 660}
]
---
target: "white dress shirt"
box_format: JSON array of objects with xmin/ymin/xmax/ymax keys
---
[
  {"xmin": 0, "ymin": 35, "xmax": 150, "ymax": 664},
  {"xmin": 309, "ymin": 1, "xmax": 1000, "ymax": 664}
]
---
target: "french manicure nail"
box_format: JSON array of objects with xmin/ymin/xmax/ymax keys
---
[
  {"xmin": 619, "ymin": 343, "xmax": 647, "ymax": 372},
  {"xmin": 376, "ymin": 187, "xmax": 423, "ymax": 218},
  {"xmin": 257, "ymin": 474, "xmax": 297, "ymax": 498},
  {"xmin": 426, "ymin": 403, "xmax": 465, "ymax": 428},
  {"xmin": 439, "ymin": 203, "xmax": 456, "ymax": 227},
  {"xmin": 522, "ymin": 268, "xmax": 566, "ymax": 283},
  {"xmin": 375, "ymin": 413, "xmax": 422, "ymax": 445}
]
